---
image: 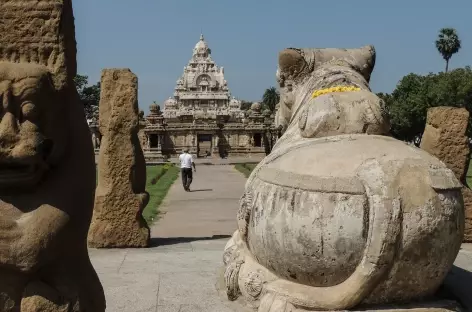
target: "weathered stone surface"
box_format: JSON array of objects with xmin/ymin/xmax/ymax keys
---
[
  {"xmin": 420, "ymin": 107, "xmax": 472, "ymax": 243},
  {"xmin": 88, "ymin": 68, "xmax": 150, "ymax": 248},
  {"xmin": 222, "ymin": 46, "xmax": 464, "ymax": 311},
  {"xmin": 460, "ymin": 187, "xmax": 472, "ymax": 243},
  {"xmin": 0, "ymin": 0, "xmax": 105, "ymax": 311},
  {"xmin": 420, "ymin": 107, "xmax": 470, "ymax": 182},
  {"xmin": 0, "ymin": 0, "xmax": 77, "ymax": 91}
]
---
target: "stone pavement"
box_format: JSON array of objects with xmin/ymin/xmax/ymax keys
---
[
  {"xmin": 443, "ymin": 243, "xmax": 472, "ymax": 311},
  {"xmin": 88, "ymin": 164, "xmax": 472, "ymax": 312},
  {"xmin": 151, "ymin": 165, "xmax": 246, "ymax": 238},
  {"xmin": 89, "ymin": 165, "xmax": 245, "ymax": 312}
]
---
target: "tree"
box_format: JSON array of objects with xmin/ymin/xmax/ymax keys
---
[
  {"xmin": 379, "ymin": 66, "xmax": 472, "ymax": 145},
  {"xmin": 262, "ymin": 87, "xmax": 280, "ymax": 112},
  {"xmin": 435, "ymin": 28, "xmax": 461, "ymax": 73},
  {"xmin": 74, "ymin": 74, "xmax": 101, "ymax": 121},
  {"xmin": 240, "ymin": 100, "xmax": 252, "ymax": 111}
]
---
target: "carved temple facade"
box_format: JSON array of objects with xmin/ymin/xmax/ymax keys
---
[{"xmin": 90, "ymin": 34, "xmax": 278, "ymax": 160}]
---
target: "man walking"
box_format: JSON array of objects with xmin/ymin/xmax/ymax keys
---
[{"xmin": 179, "ymin": 149, "xmax": 196, "ymax": 191}]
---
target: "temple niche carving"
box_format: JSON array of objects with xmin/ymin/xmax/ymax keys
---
[{"xmin": 142, "ymin": 34, "xmax": 277, "ymax": 159}]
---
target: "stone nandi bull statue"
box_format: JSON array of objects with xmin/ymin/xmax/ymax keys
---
[{"xmin": 222, "ymin": 46, "xmax": 464, "ymax": 311}]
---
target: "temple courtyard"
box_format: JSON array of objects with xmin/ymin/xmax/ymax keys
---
[
  {"xmin": 89, "ymin": 165, "xmax": 244, "ymax": 312},
  {"xmin": 88, "ymin": 164, "xmax": 472, "ymax": 312}
]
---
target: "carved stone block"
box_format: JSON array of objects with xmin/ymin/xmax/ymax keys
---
[
  {"xmin": 420, "ymin": 107, "xmax": 471, "ymax": 242},
  {"xmin": 88, "ymin": 68, "xmax": 150, "ymax": 248},
  {"xmin": 420, "ymin": 107, "xmax": 470, "ymax": 182},
  {"xmin": 0, "ymin": 0, "xmax": 105, "ymax": 311}
]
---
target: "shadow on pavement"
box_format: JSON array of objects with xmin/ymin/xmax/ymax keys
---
[
  {"xmin": 439, "ymin": 265, "xmax": 472, "ymax": 311},
  {"xmin": 149, "ymin": 235, "xmax": 231, "ymax": 247}
]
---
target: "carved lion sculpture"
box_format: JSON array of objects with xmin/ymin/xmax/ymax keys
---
[
  {"xmin": 0, "ymin": 61, "xmax": 105, "ymax": 311},
  {"xmin": 222, "ymin": 47, "xmax": 464, "ymax": 312}
]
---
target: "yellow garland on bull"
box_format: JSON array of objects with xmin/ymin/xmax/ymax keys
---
[{"xmin": 312, "ymin": 86, "xmax": 361, "ymax": 99}]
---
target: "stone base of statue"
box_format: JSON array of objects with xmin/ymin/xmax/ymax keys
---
[
  {"xmin": 221, "ymin": 135, "xmax": 464, "ymax": 312},
  {"xmin": 217, "ymin": 271, "xmax": 462, "ymax": 312},
  {"xmin": 218, "ymin": 233, "xmax": 463, "ymax": 312}
]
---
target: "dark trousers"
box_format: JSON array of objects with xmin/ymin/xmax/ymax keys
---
[{"xmin": 181, "ymin": 168, "xmax": 193, "ymax": 189}]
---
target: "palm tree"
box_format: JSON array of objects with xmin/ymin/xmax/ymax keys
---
[
  {"xmin": 262, "ymin": 87, "xmax": 280, "ymax": 112},
  {"xmin": 435, "ymin": 28, "xmax": 461, "ymax": 73}
]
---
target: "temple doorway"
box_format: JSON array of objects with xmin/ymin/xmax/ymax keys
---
[
  {"xmin": 197, "ymin": 134, "xmax": 212, "ymax": 157},
  {"xmin": 253, "ymin": 133, "xmax": 262, "ymax": 147},
  {"xmin": 149, "ymin": 134, "xmax": 158, "ymax": 148}
]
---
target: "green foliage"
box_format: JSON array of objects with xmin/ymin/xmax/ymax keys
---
[
  {"xmin": 142, "ymin": 164, "xmax": 179, "ymax": 225},
  {"xmin": 435, "ymin": 28, "xmax": 461, "ymax": 72},
  {"xmin": 74, "ymin": 74, "xmax": 88, "ymax": 91},
  {"xmin": 262, "ymin": 87, "xmax": 280, "ymax": 112},
  {"xmin": 74, "ymin": 74, "xmax": 101, "ymax": 120},
  {"xmin": 163, "ymin": 163, "xmax": 174, "ymax": 171},
  {"xmin": 379, "ymin": 66, "xmax": 472, "ymax": 144},
  {"xmin": 240, "ymin": 100, "xmax": 252, "ymax": 111},
  {"xmin": 235, "ymin": 163, "xmax": 258, "ymax": 178},
  {"xmin": 467, "ymin": 162, "xmax": 472, "ymax": 186}
]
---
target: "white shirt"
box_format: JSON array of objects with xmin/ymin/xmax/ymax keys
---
[{"xmin": 179, "ymin": 153, "xmax": 193, "ymax": 169}]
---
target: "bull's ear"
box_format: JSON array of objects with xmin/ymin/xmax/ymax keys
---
[
  {"xmin": 358, "ymin": 45, "xmax": 376, "ymax": 82},
  {"xmin": 278, "ymin": 49, "xmax": 306, "ymax": 80}
]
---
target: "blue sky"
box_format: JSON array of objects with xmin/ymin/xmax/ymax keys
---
[{"xmin": 73, "ymin": 0, "xmax": 471, "ymax": 113}]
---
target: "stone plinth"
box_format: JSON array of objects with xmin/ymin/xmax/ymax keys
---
[
  {"xmin": 0, "ymin": 0, "xmax": 105, "ymax": 310},
  {"xmin": 88, "ymin": 68, "xmax": 150, "ymax": 248},
  {"xmin": 420, "ymin": 106, "xmax": 471, "ymax": 242}
]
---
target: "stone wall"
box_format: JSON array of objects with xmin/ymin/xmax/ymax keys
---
[
  {"xmin": 154, "ymin": 128, "xmax": 269, "ymax": 157},
  {"xmin": 420, "ymin": 106, "xmax": 472, "ymax": 242}
]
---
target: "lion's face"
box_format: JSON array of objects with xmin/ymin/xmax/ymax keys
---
[{"xmin": 0, "ymin": 62, "xmax": 66, "ymax": 190}]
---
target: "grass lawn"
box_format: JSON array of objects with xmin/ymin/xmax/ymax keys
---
[
  {"xmin": 467, "ymin": 162, "xmax": 472, "ymax": 187},
  {"xmin": 142, "ymin": 164, "xmax": 180, "ymax": 225},
  {"xmin": 96, "ymin": 164, "xmax": 179, "ymax": 225},
  {"xmin": 235, "ymin": 163, "xmax": 258, "ymax": 178}
]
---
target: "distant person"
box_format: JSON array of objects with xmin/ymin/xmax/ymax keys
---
[{"xmin": 179, "ymin": 149, "xmax": 196, "ymax": 191}]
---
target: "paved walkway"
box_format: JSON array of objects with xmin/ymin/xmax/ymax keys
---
[
  {"xmin": 152, "ymin": 165, "xmax": 246, "ymax": 238},
  {"xmin": 88, "ymin": 164, "xmax": 472, "ymax": 312},
  {"xmin": 89, "ymin": 165, "xmax": 245, "ymax": 312}
]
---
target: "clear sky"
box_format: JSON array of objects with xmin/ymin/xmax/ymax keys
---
[{"xmin": 73, "ymin": 0, "xmax": 472, "ymax": 113}]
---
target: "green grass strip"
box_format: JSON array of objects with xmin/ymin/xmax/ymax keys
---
[
  {"xmin": 235, "ymin": 163, "xmax": 256, "ymax": 178},
  {"xmin": 142, "ymin": 164, "xmax": 180, "ymax": 225}
]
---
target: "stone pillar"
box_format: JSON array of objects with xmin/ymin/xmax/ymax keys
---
[
  {"xmin": 213, "ymin": 134, "xmax": 220, "ymax": 157},
  {"xmin": 420, "ymin": 106, "xmax": 471, "ymax": 242},
  {"xmin": 0, "ymin": 0, "xmax": 105, "ymax": 310},
  {"xmin": 88, "ymin": 68, "xmax": 150, "ymax": 248},
  {"xmin": 146, "ymin": 134, "xmax": 151, "ymax": 149},
  {"xmin": 91, "ymin": 130, "xmax": 99, "ymax": 149},
  {"xmin": 159, "ymin": 134, "xmax": 164, "ymax": 149}
]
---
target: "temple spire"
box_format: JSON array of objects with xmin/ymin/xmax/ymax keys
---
[{"xmin": 200, "ymin": 33, "xmax": 204, "ymax": 41}]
